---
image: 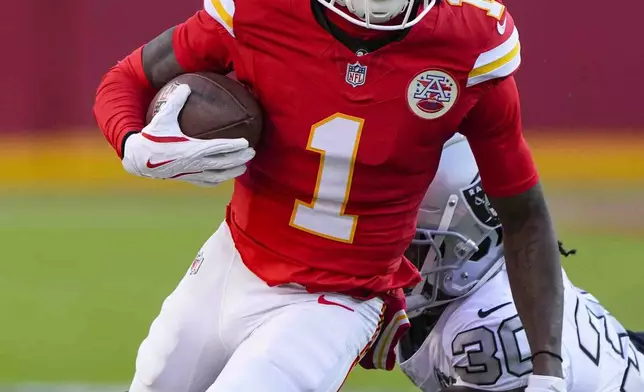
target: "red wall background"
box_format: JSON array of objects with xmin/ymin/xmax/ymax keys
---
[{"xmin": 1, "ymin": 0, "xmax": 643, "ymax": 134}]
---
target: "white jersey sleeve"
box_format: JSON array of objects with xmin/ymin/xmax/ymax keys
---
[
  {"xmin": 566, "ymin": 288, "xmax": 644, "ymax": 392},
  {"xmin": 399, "ymin": 266, "xmax": 644, "ymax": 392}
]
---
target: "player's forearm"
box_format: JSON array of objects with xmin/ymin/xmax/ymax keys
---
[
  {"xmin": 93, "ymin": 46, "xmax": 156, "ymax": 158},
  {"xmin": 490, "ymin": 182, "xmax": 564, "ymax": 377}
]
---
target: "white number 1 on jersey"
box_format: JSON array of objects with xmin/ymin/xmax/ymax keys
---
[{"xmin": 289, "ymin": 113, "xmax": 364, "ymax": 243}]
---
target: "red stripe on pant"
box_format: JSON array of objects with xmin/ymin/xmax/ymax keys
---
[{"xmin": 335, "ymin": 302, "xmax": 387, "ymax": 391}]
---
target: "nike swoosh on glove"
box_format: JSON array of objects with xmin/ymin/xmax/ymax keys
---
[
  {"xmin": 122, "ymin": 83, "xmax": 255, "ymax": 187},
  {"xmin": 359, "ymin": 289, "xmax": 410, "ymax": 371},
  {"xmin": 525, "ymin": 375, "xmax": 567, "ymax": 392}
]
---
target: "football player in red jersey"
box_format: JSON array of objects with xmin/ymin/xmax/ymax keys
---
[{"xmin": 94, "ymin": 1, "xmax": 566, "ymax": 391}]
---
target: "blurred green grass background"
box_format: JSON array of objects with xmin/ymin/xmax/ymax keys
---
[{"xmin": 1, "ymin": 186, "xmax": 642, "ymax": 389}]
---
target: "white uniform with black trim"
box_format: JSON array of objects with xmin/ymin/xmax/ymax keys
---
[{"xmin": 400, "ymin": 264, "xmax": 644, "ymax": 392}]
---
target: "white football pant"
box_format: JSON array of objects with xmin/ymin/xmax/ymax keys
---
[{"xmin": 129, "ymin": 221, "xmax": 384, "ymax": 392}]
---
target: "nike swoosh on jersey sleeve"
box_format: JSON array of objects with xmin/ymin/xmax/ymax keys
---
[
  {"xmin": 204, "ymin": 0, "xmax": 235, "ymax": 36},
  {"xmin": 467, "ymin": 27, "xmax": 521, "ymax": 87}
]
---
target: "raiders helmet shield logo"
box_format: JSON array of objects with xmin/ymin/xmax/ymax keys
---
[{"xmin": 460, "ymin": 177, "xmax": 501, "ymax": 229}]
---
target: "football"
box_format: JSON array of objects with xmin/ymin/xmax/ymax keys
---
[{"xmin": 146, "ymin": 72, "xmax": 262, "ymax": 147}]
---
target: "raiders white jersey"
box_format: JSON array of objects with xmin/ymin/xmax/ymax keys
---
[{"xmin": 399, "ymin": 265, "xmax": 644, "ymax": 391}]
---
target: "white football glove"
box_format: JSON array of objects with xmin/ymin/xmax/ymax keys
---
[
  {"xmin": 122, "ymin": 83, "xmax": 255, "ymax": 187},
  {"xmin": 525, "ymin": 375, "xmax": 567, "ymax": 392}
]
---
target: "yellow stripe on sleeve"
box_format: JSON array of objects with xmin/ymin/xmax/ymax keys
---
[
  {"xmin": 469, "ymin": 42, "xmax": 520, "ymax": 79},
  {"xmin": 467, "ymin": 28, "xmax": 521, "ymax": 86},
  {"xmin": 204, "ymin": 0, "xmax": 235, "ymax": 36}
]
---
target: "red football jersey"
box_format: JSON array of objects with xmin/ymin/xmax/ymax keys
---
[{"xmin": 170, "ymin": 0, "xmax": 537, "ymax": 295}]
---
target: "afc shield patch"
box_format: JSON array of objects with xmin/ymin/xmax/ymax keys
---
[
  {"xmin": 346, "ymin": 62, "xmax": 367, "ymax": 87},
  {"xmin": 460, "ymin": 177, "xmax": 501, "ymax": 229},
  {"xmin": 407, "ymin": 70, "xmax": 458, "ymax": 119}
]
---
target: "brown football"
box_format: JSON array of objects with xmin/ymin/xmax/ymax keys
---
[{"xmin": 146, "ymin": 72, "xmax": 262, "ymax": 147}]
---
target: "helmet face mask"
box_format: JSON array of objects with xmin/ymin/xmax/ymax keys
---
[
  {"xmin": 406, "ymin": 134, "xmax": 506, "ymax": 318},
  {"xmin": 406, "ymin": 225, "xmax": 504, "ymax": 316},
  {"xmin": 405, "ymin": 227, "xmax": 479, "ymax": 309},
  {"xmin": 316, "ymin": 0, "xmax": 437, "ymax": 31}
]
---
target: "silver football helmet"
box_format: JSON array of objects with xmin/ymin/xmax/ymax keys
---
[
  {"xmin": 316, "ymin": 0, "xmax": 437, "ymax": 30},
  {"xmin": 406, "ymin": 134, "xmax": 505, "ymax": 318}
]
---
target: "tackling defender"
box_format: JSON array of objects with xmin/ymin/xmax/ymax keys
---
[
  {"xmin": 399, "ymin": 135, "xmax": 644, "ymax": 392},
  {"xmin": 94, "ymin": 0, "xmax": 567, "ymax": 391}
]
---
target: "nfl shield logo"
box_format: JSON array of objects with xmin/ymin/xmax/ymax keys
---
[{"xmin": 345, "ymin": 62, "xmax": 367, "ymax": 87}]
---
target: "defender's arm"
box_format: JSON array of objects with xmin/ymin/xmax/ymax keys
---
[
  {"xmin": 489, "ymin": 184, "xmax": 563, "ymax": 378},
  {"xmin": 459, "ymin": 77, "xmax": 564, "ymax": 381}
]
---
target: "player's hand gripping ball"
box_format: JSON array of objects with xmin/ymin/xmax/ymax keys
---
[
  {"xmin": 146, "ymin": 72, "xmax": 262, "ymax": 145},
  {"xmin": 122, "ymin": 73, "xmax": 262, "ymax": 186}
]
